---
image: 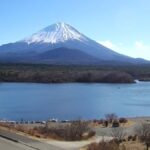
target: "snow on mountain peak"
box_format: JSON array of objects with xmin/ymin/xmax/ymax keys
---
[{"xmin": 23, "ymin": 22, "xmax": 86, "ymax": 44}]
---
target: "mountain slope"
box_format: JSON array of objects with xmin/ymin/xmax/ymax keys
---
[
  {"xmin": 37, "ymin": 47, "xmax": 101, "ymax": 64},
  {"xmin": 0, "ymin": 22, "xmax": 149, "ymax": 65}
]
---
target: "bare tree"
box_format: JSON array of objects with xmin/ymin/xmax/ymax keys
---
[
  {"xmin": 111, "ymin": 127, "xmax": 126, "ymax": 143},
  {"xmin": 105, "ymin": 113, "xmax": 118, "ymax": 123},
  {"xmin": 66, "ymin": 120, "xmax": 91, "ymax": 140},
  {"xmin": 135, "ymin": 123, "xmax": 150, "ymax": 150}
]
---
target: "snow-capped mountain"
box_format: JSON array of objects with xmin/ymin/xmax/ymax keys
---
[
  {"xmin": 22, "ymin": 22, "xmax": 87, "ymax": 44},
  {"xmin": 0, "ymin": 22, "xmax": 148, "ymax": 65}
]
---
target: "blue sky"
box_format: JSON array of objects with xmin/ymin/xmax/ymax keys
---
[{"xmin": 0, "ymin": 0, "xmax": 150, "ymax": 59}]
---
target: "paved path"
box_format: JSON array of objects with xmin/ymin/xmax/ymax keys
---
[
  {"xmin": 0, "ymin": 128, "xmax": 64, "ymax": 150},
  {"xmin": 44, "ymin": 136, "xmax": 112, "ymax": 150},
  {"xmin": 0, "ymin": 137, "xmax": 34, "ymax": 150}
]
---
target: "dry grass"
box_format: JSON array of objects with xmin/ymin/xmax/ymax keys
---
[
  {"xmin": 87, "ymin": 141, "xmax": 120, "ymax": 150},
  {"xmin": 0, "ymin": 121, "xmax": 95, "ymax": 141},
  {"xmin": 87, "ymin": 140, "xmax": 146, "ymax": 150},
  {"xmin": 121, "ymin": 141, "xmax": 145, "ymax": 150},
  {"xmin": 121, "ymin": 120, "xmax": 135, "ymax": 128}
]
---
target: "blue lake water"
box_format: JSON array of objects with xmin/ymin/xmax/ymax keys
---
[{"xmin": 0, "ymin": 82, "xmax": 150, "ymax": 121}]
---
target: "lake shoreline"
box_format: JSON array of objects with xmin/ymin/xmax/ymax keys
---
[
  {"xmin": 1, "ymin": 115, "xmax": 150, "ymax": 123},
  {"xmin": 1, "ymin": 63, "xmax": 150, "ymax": 83},
  {"xmin": 0, "ymin": 64, "xmax": 139, "ymax": 83}
]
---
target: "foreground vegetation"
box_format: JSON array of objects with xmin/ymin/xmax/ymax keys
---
[
  {"xmin": 0, "ymin": 115, "xmax": 150, "ymax": 149},
  {"xmin": 87, "ymin": 140, "xmax": 144, "ymax": 150},
  {"xmin": 87, "ymin": 122, "xmax": 150, "ymax": 150},
  {"xmin": 88, "ymin": 113, "xmax": 150, "ymax": 150},
  {"xmin": 0, "ymin": 120, "xmax": 95, "ymax": 141}
]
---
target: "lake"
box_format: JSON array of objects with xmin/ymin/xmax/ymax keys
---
[{"xmin": 0, "ymin": 82, "xmax": 150, "ymax": 121}]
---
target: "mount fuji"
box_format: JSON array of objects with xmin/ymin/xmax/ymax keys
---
[{"xmin": 0, "ymin": 22, "xmax": 148, "ymax": 65}]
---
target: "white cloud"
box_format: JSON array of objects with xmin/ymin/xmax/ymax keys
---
[
  {"xmin": 98, "ymin": 40, "xmax": 124, "ymax": 52},
  {"xmin": 98, "ymin": 40, "xmax": 150, "ymax": 60},
  {"xmin": 135, "ymin": 41, "xmax": 150, "ymax": 51},
  {"xmin": 135, "ymin": 41, "xmax": 143, "ymax": 49},
  {"xmin": 133, "ymin": 41, "xmax": 150, "ymax": 59},
  {"xmin": 98, "ymin": 40, "xmax": 115, "ymax": 49}
]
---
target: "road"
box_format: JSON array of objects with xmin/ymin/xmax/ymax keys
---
[
  {"xmin": 0, "ymin": 137, "xmax": 34, "ymax": 150},
  {"xmin": 0, "ymin": 128, "xmax": 64, "ymax": 150}
]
